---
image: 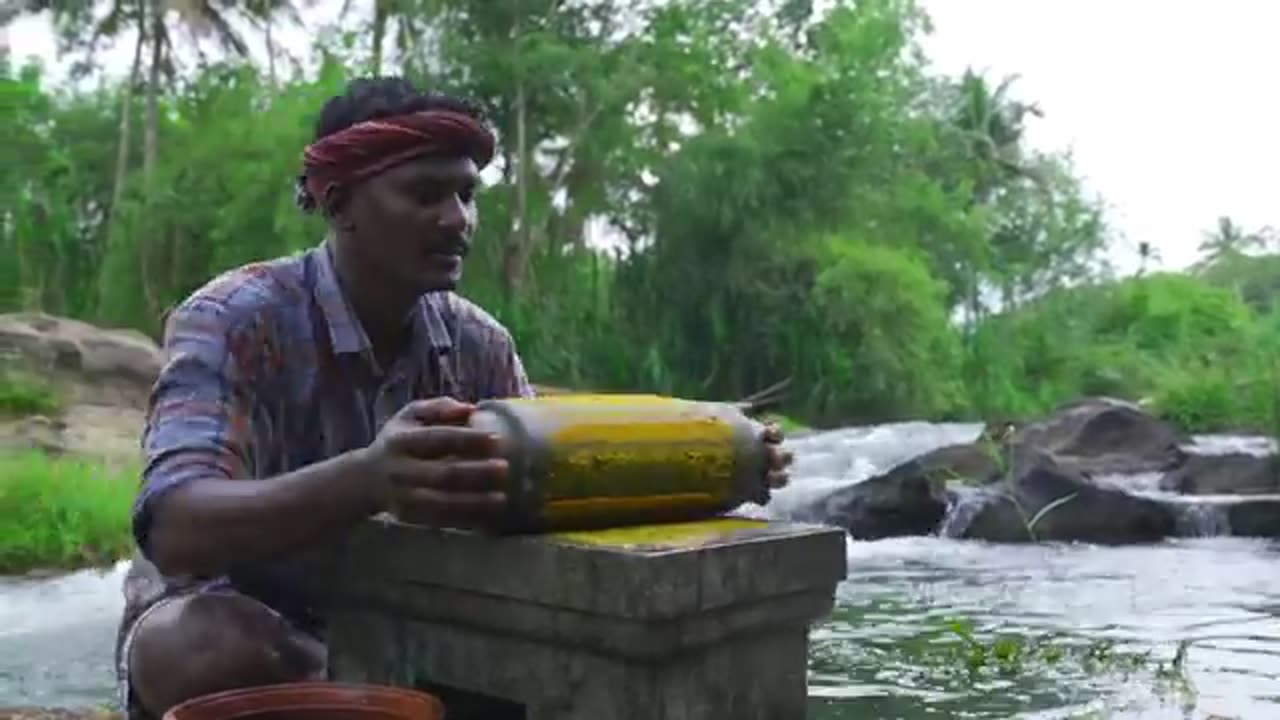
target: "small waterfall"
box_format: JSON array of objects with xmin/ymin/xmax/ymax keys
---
[
  {"xmin": 1098, "ymin": 472, "xmax": 1234, "ymax": 538},
  {"xmin": 1187, "ymin": 433, "xmax": 1277, "ymax": 456},
  {"xmin": 760, "ymin": 421, "xmax": 987, "ymax": 532},
  {"xmin": 1174, "ymin": 502, "xmax": 1232, "ymax": 537},
  {"xmin": 937, "ymin": 485, "xmax": 992, "ymax": 538},
  {"xmin": 783, "ymin": 421, "xmax": 985, "ymax": 482}
]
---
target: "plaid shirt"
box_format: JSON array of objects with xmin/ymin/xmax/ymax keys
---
[{"xmin": 120, "ymin": 240, "xmax": 533, "ymax": 636}]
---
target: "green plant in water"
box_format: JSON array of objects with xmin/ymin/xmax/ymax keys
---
[
  {"xmin": 1001, "ymin": 490, "xmax": 1080, "ymax": 542},
  {"xmin": 942, "ymin": 618, "xmax": 1197, "ymax": 706},
  {"xmin": 1024, "ymin": 491, "xmax": 1080, "ymax": 539},
  {"xmin": 975, "ymin": 428, "xmax": 1010, "ymax": 478}
]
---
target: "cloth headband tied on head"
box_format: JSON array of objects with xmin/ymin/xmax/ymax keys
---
[{"xmin": 299, "ymin": 109, "xmax": 496, "ymax": 211}]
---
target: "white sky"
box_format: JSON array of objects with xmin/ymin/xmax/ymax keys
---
[{"xmin": 4, "ymin": 0, "xmax": 1277, "ymax": 275}]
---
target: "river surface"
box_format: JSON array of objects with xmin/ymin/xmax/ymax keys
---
[{"xmin": 1, "ymin": 421, "xmax": 1277, "ymax": 718}]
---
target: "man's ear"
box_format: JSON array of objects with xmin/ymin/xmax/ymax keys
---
[{"xmin": 324, "ymin": 186, "xmax": 355, "ymax": 232}]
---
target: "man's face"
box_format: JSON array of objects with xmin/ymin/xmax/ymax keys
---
[{"xmin": 337, "ymin": 154, "xmax": 480, "ymax": 295}]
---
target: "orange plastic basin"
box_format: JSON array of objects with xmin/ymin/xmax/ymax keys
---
[{"xmin": 162, "ymin": 682, "xmax": 446, "ymax": 720}]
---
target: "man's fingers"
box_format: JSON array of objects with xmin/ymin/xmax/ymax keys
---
[
  {"xmin": 766, "ymin": 469, "xmax": 790, "ymax": 489},
  {"xmin": 392, "ymin": 458, "xmax": 508, "ymax": 492},
  {"xmin": 390, "ymin": 426, "xmax": 505, "ymax": 459},
  {"xmin": 761, "ymin": 422, "xmax": 785, "ymax": 444},
  {"xmin": 393, "ymin": 487, "xmax": 508, "ymax": 526},
  {"xmin": 398, "ymin": 397, "xmax": 475, "ymax": 425},
  {"xmin": 390, "ymin": 487, "xmax": 507, "ymax": 529},
  {"xmin": 765, "ymin": 443, "xmax": 793, "ymax": 470},
  {"xmin": 777, "ymin": 448, "xmax": 794, "ymax": 468}
]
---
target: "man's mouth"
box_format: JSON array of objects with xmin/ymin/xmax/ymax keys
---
[{"xmin": 422, "ymin": 251, "xmax": 463, "ymax": 273}]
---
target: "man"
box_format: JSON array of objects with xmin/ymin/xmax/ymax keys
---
[{"xmin": 115, "ymin": 76, "xmax": 792, "ymax": 719}]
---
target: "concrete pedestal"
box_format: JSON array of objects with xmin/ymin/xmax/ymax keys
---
[{"xmin": 324, "ymin": 516, "xmax": 846, "ymax": 720}]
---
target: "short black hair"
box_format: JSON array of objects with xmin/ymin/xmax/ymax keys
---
[{"xmin": 295, "ymin": 76, "xmax": 489, "ymax": 213}]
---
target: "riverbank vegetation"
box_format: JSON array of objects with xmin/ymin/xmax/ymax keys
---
[
  {"xmin": 0, "ymin": 365, "xmax": 62, "ymax": 418},
  {"xmin": 0, "ymin": 451, "xmax": 136, "ymax": 574},
  {"xmin": 5, "ymin": 0, "xmax": 1278, "ymax": 432}
]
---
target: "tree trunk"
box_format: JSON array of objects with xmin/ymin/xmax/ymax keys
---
[
  {"xmin": 503, "ymin": 71, "xmax": 531, "ymax": 296},
  {"xmin": 265, "ymin": 19, "xmax": 277, "ymax": 86},
  {"xmin": 108, "ymin": 22, "xmax": 145, "ymax": 230},
  {"xmin": 143, "ymin": 1, "xmax": 162, "ymax": 192},
  {"xmin": 139, "ymin": 0, "xmax": 165, "ymax": 319},
  {"xmin": 371, "ymin": 0, "xmax": 388, "ymax": 74}
]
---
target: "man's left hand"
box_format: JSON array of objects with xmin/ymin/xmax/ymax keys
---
[{"xmin": 761, "ymin": 421, "xmax": 792, "ymax": 490}]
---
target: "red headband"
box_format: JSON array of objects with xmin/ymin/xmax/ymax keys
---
[{"xmin": 301, "ymin": 109, "xmax": 496, "ymax": 208}]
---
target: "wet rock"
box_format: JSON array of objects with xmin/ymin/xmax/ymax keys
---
[
  {"xmin": 790, "ymin": 456, "xmax": 951, "ymax": 539},
  {"xmin": 1011, "ymin": 396, "xmax": 1187, "ymax": 476},
  {"xmin": 960, "ymin": 451, "xmax": 1178, "ymax": 544},
  {"xmin": 1219, "ymin": 496, "xmax": 1280, "ymax": 538},
  {"xmin": 1160, "ymin": 450, "xmax": 1280, "ymax": 495},
  {"xmin": 911, "ymin": 442, "xmax": 1004, "ymax": 484}
]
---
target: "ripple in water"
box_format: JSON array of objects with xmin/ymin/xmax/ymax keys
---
[
  {"xmin": 804, "ymin": 536, "xmax": 1280, "ymax": 719},
  {"xmin": 0, "ymin": 561, "xmax": 128, "ymax": 708}
]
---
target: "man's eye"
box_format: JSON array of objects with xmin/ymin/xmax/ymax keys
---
[{"xmin": 416, "ymin": 187, "xmax": 446, "ymax": 205}]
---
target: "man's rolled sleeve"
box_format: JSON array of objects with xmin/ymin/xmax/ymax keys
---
[
  {"xmin": 489, "ymin": 329, "xmax": 535, "ymax": 399},
  {"xmin": 132, "ymin": 298, "xmax": 259, "ymax": 559}
]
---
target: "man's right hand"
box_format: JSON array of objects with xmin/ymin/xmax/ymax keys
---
[{"xmin": 359, "ymin": 397, "xmax": 509, "ymax": 527}]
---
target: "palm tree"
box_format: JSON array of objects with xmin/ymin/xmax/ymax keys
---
[
  {"xmin": 241, "ymin": 0, "xmax": 312, "ymax": 86},
  {"xmin": 338, "ymin": 0, "xmax": 434, "ymax": 76},
  {"xmin": 941, "ymin": 69, "xmax": 1045, "ymax": 326},
  {"xmin": 1198, "ymin": 215, "xmax": 1264, "ymax": 266},
  {"xmin": 7, "ymin": 0, "xmax": 305, "ymax": 314},
  {"xmin": 1136, "ymin": 240, "xmax": 1161, "ymax": 276},
  {"xmin": 950, "ymin": 69, "xmax": 1045, "ymax": 203}
]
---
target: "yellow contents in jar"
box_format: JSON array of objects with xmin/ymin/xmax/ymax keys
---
[{"xmin": 543, "ymin": 414, "xmax": 737, "ymax": 502}]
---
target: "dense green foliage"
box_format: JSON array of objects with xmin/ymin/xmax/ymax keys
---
[{"xmin": 3, "ymin": 0, "xmax": 1278, "ymax": 429}]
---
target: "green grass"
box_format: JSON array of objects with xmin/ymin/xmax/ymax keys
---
[
  {"xmin": 0, "ymin": 368, "xmax": 63, "ymax": 417},
  {"xmin": 0, "ymin": 451, "xmax": 137, "ymax": 574}
]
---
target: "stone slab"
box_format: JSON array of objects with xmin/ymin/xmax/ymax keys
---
[
  {"xmin": 325, "ymin": 516, "xmax": 845, "ymax": 720},
  {"xmin": 329, "ymin": 610, "xmax": 812, "ymax": 720},
  {"xmin": 327, "ymin": 516, "xmax": 847, "ymax": 621}
]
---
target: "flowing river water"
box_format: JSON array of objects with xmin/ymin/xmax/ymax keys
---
[{"xmin": 1, "ymin": 422, "xmax": 1277, "ymax": 718}]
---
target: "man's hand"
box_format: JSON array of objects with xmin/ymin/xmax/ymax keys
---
[
  {"xmin": 761, "ymin": 421, "xmax": 792, "ymax": 491},
  {"xmin": 360, "ymin": 397, "xmax": 509, "ymax": 526}
]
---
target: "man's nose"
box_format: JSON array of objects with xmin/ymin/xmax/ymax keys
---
[{"xmin": 437, "ymin": 194, "xmax": 470, "ymax": 233}]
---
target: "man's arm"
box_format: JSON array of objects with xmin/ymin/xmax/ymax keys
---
[
  {"xmin": 486, "ymin": 326, "xmax": 535, "ymax": 399},
  {"xmin": 136, "ymin": 298, "xmax": 380, "ymax": 579}
]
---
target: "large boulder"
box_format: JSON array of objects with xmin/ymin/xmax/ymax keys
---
[
  {"xmin": 1160, "ymin": 449, "xmax": 1280, "ymax": 495},
  {"xmin": 0, "ymin": 312, "xmax": 163, "ymax": 408},
  {"xmin": 959, "ymin": 450, "xmax": 1178, "ymax": 544},
  {"xmin": 788, "ymin": 455, "xmax": 952, "ymax": 540},
  {"xmin": 1010, "ymin": 396, "xmax": 1188, "ymax": 476},
  {"xmin": 910, "ymin": 442, "xmax": 1005, "ymax": 484},
  {"xmin": 1219, "ymin": 496, "xmax": 1280, "ymax": 538}
]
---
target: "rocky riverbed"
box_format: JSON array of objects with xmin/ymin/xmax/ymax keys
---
[{"xmin": 776, "ymin": 396, "xmax": 1280, "ymax": 545}]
